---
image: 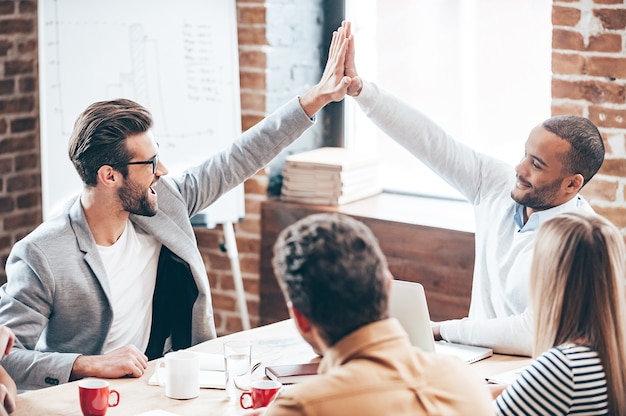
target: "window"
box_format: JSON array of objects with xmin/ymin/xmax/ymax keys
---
[{"xmin": 345, "ymin": 0, "xmax": 552, "ymax": 200}]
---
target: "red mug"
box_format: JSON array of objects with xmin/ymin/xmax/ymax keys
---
[
  {"xmin": 240, "ymin": 379, "xmax": 282, "ymax": 409},
  {"xmin": 78, "ymin": 379, "xmax": 120, "ymax": 416}
]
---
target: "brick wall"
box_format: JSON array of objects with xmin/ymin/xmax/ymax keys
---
[
  {"xmin": 0, "ymin": 1, "xmax": 624, "ymax": 336},
  {"xmin": 0, "ymin": 0, "xmax": 40, "ymax": 285},
  {"xmin": 551, "ymin": 0, "xmax": 626, "ymax": 232}
]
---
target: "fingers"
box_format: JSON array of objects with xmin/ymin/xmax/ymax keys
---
[
  {"xmin": 0, "ymin": 327, "xmax": 15, "ymax": 358},
  {"xmin": 0, "ymin": 384, "xmax": 14, "ymax": 415}
]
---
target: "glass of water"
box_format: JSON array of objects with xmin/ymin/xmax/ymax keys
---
[{"xmin": 223, "ymin": 340, "xmax": 252, "ymax": 401}]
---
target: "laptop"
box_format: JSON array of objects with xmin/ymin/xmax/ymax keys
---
[{"xmin": 389, "ymin": 280, "xmax": 493, "ymax": 364}]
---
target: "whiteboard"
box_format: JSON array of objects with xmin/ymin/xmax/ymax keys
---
[{"xmin": 38, "ymin": 0, "xmax": 245, "ymax": 226}]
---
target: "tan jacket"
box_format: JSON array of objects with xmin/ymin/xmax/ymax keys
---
[{"xmin": 265, "ymin": 318, "xmax": 493, "ymax": 416}]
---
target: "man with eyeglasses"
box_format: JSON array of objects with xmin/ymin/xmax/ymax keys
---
[{"xmin": 0, "ymin": 28, "xmax": 355, "ymax": 391}]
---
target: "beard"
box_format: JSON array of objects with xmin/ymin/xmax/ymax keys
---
[
  {"xmin": 118, "ymin": 178, "xmax": 157, "ymax": 217},
  {"xmin": 510, "ymin": 177, "xmax": 563, "ymax": 210}
]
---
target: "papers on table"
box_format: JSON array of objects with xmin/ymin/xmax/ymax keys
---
[{"xmin": 485, "ymin": 366, "xmax": 529, "ymax": 385}]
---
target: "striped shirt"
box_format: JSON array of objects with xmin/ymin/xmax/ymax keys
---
[{"xmin": 495, "ymin": 344, "xmax": 608, "ymax": 415}]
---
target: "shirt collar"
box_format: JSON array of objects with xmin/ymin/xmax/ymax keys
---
[{"xmin": 514, "ymin": 195, "xmax": 583, "ymax": 232}]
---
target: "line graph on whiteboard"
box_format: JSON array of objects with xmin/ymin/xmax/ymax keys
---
[{"xmin": 39, "ymin": 0, "xmax": 244, "ymax": 223}]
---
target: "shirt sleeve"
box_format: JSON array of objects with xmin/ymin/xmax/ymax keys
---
[{"xmin": 439, "ymin": 309, "xmax": 533, "ymax": 356}]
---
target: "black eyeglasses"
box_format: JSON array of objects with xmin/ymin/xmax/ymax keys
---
[{"xmin": 114, "ymin": 154, "xmax": 159, "ymax": 174}]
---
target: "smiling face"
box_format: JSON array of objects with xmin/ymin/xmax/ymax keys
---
[
  {"xmin": 118, "ymin": 131, "xmax": 167, "ymax": 216},
  {"xmin": 511, "ymin": 124, "xmax": 575, "ymax": 213}
]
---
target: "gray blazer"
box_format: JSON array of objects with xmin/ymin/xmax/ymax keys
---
[{"xmin": 0, "ymin": 97, "xmax": 314, "ymax": 390}]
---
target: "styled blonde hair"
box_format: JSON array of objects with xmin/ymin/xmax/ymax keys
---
[{"xmin": 531, "ymin": 211, "xmax": 626, "ymax": 415}]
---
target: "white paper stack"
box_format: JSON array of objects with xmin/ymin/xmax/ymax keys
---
[{"xmin": 281, "ymin": 147, "xmax": 382, "ymax": 206}]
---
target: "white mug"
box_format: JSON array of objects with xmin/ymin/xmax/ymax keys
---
[{"xmin": 156, "ymin": 350, "xmax": 200, "ymax": 400}]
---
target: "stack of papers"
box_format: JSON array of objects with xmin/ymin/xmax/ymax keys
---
[{"xmin": 280, "ymin": 147, "xmax": 382, "ymax": 206}]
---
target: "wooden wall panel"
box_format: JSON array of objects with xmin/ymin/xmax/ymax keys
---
[{"xmin": 260, "ymin": 198, "xmax": 475, "ymax": 325}]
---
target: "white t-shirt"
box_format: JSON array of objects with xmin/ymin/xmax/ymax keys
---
[{"xmin": 97, "ymin": 219, "xmax": 161, "ymax": 353}]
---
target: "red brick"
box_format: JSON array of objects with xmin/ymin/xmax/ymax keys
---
[
  {"xmin": 17, "ymin": 39, "xmax": 36, "ymax": 54},
  {"xmin": 0, "ymin": 156, "xmax": 12, "ymax": 173},
  {"xmin": 15, "ymin": 152, "xmax": 38, "ymax": 170},
  {"xmin": 240, "ymin": 91, "xmax": 265, "ymax": 112},
  {"xmin": 232, "ymin": 234, "xmax": 260, "ymax": 255},
  {"xmin": 0, "ymin": 40, "xmax": 11, "ymax": 56},
  {"xmin": 593, "ymin": 206, "xmax": 626, "ymax": 227},
  {"xmin": 237, "ymin": 26, "xmax": 266, "ymax": 46},
  {"xmin": 587, "ymin": 56, "xmax": 626, "ymax": 80},
  {"xmin": 598, "ymin": 158, "xmax": 626, "ymax": 177},
  {"xmin": 17, "ymin": 191, "xmax": 40, "ymax": 209},
  {"xmin": 0, "ymin": 235, "xmax": 11, "ymax": 251},
  {"xmin": 7, "ymin": 172, "xmax": 39, "ymax": 191},
  {"xmin": 580, "ymin": 178, "xmax": 618, "ymax": 201},
  {"xmin": 5, "ymin": 59, "xmax": 34, "ymax": 76},
  {"xmin": 238, "ymin": 6, "xmax": 265, "ymax": 25},
  {"xmin": 594, "ymin": 8, "xmax": 626, "ymax": 30},
  {"xmin": 0, "ymin": 96, "xmax": 35, "ymax": 113},
  {"xmin": 0, "ymin": 19, "xmax": 34, "ymax": 34},
  {"xmin": 0, "ymin": 1, "xmax": 15, "ymax": 15},
  {"xmin": 208, "ymin": 292, "xmax": 237, "ymax": 310},
  {"xmin": 552, "ymin": 28, "xmax": 584, "ymax": 50},
  {"xmin": 10, "ymin": 116, "xmax": 36, "ymax": 133},
  {"xmin": 551, "ymin": 52, "xmax": 585, "ymax": 75},
  {"xmin": 244, "ymin": 196, "xmax": 262, "ymax": 216},
  {"xmin": 239, "ymin": 49, "xmax": 266, "ymax": 69},
  {"xmin": 237, "ymin": 217, "xmax": 260, "ymax": 235},
  {"xmin": 0, "ymin": 135, "xmax": 36, "ymax": 153},
  {"xmin": 3, "ymin": 210, "xmax": 40, "ymax": 231},
  {"xmin": 587, "ymin": 33, "xmax": 622, "ymax": 52},
  {"xmin": 18, "ymin": 76, "xmax": 35, "ymax": 93},
  {"xmin": 0, "ymin": 79, "xmax": 14, "ymax": 95},
  {"xmin": 588, "ymin": 106, "xmax": 626, "ymax": 129},
  {"xmin": 551, "ymin": 102, "xmax": 584, "ymax": 116},
  {"xmin": 241, "ymin": 114, "xmax": 264, "ymax": 131},
  {"xmin": 551, "ymin": 79, "xmax": 625, "ymax": 104},
  {"xmin": 239, "ymin": 70, "xmax": 265, "ymax": 90},
  {"xmin": 552, "ymin": 6, "xmax": 581, "ymax": 26},
  {"xmin": 0, "ymin": 196, "xmax": 14, "ymax": 213},
  {"xmin": 18, "ymin": 0, "xmax": 36, "ymax": 13},
  {"xmin": 243, "ymin": 174, "xmax": 268, "ymax": 194}
]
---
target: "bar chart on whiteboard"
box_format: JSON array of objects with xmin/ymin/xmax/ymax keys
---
[{"xmin": 39, "ymin": 0, "xmax": 244, "ymax": 225}]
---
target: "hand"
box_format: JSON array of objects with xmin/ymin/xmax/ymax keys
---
[
  {"xmin": 299, "ymin": 25, "xmax": 353, "ymax": 117},
  {"xmin": 341, "ymin": 20, "xmax": 363, "ymax": 97},
  {"xmin": 71, "ymin": 345, "xmax": 148, "ymax": 380},
  {"xmin": 0, "ymin": 327, "xmax": 15, "ymax": 359},
  {"xmin": 431, "ymin": 322, "xmax": 443, "ymax": 341},
  {"xmin": 0, "ymin": 384, "xmax": 15, "ymax": 416}
]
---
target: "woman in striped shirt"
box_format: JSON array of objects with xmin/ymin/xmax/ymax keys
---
[{"xmin": 494, "ymin": 211, "xmax": 626, "ymax": 415}]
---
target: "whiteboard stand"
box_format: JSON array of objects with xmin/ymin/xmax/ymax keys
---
[{"xmin": 222, "ymin": 221, "xmax": 251, "ymax": 331}]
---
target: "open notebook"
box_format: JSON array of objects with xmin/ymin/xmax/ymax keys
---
[{"xmin": 389, "ymin": 280, "xmax": 493, "ymax": 364}]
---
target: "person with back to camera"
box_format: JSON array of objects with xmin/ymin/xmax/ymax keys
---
[
  {"xmin": 492, "ymin": 211, "xmax": 626, "ymax": 415},
  {"xmin": 261, "ymin": 212, "xmax": 493, "ymax": 415},
  {"xmin": 338, "ymin": 20, "xmax": 606, "ymax": 356},
  {"xmin": 0, "ymin": 26, "xmax": 356, "ymax": 391}
]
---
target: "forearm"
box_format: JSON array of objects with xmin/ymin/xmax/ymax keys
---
[{"xmin": 440, "ymin": 314, "xmax": 533, "ymax": 356}]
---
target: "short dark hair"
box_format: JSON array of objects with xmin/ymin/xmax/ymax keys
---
[
  {"xmin": 272, "ymin": 213, "xmax": 390, "ymax": 346},
  {"xmin": 542, "ymin": 115, "xmax": 604, "ymax": 187},
  {"xmin": 68, "ymin": 98, "xmax": 153, "ymax": 186}
]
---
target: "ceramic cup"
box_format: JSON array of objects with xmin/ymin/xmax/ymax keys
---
[
  {"xmin": 78, "ymin": 379, "xmax": 120, "ymax": 416},
  {"xmin": 239, "ymin": 379, "xmax": 282, "ymax": 409},
  {"xmin": 156, "ymin": 350, "xmax": 200, "ymax": 400}
]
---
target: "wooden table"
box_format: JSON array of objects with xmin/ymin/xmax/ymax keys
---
[{"xmin": 12, "ymin": 320, "xmax": 531, "ymax": 415}]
